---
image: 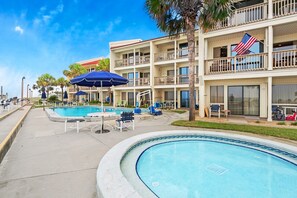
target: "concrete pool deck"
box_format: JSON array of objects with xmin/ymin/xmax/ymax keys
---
[
  {"xmin": 0, "ymin": 108, "xmax": 188, "ymax": 198},
  {"xmin": 0, "ymin": 108, "xmax": 297, "ymax": 198}
]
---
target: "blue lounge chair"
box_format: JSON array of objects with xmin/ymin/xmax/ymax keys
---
[
  {"xmin": 149, "ymin": 106, "xmax": 162, "ymax": 116},
  {"xmin": 209, "ymin": 104, "xmax": 220, "ymax": 118},
  {"xmin": 115, "ymin": 112, "xmax": 135, "ymax": 132}
]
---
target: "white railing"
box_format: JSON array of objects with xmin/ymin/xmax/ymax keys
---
[
  {"xmin": 273, "ymin": 49, "xmax": 297, "ymax": 69},
  {"xmin": 135, "ymin": 78, "xmax": 150, "ymax": 86},
  {"xmin": 205, "ymin": 53, "xmax": 267, "ymax": 74},
  {"xmin": 154, "ymin": 51, "xmax": 175, "ymax": 62},
  {"xmin": 154, "ymin": 76, "xmax": 175, "ymax": 85},
  {"xmin": 273, "ymin": 0, "xmax": 297, "ymax": 17},
  {"xmin": 212, "ymin": 3, "xmax": 268, "ymax": 30},
  {"xmin": 135, "ymin": 55, "xmax": 150, "ymax": 65},
  {"xmin": 176, "ymin": 47, "xmax": 199, "ymax": 59},
  {"xmin": 115, "ymin": 57, "xmax": 134, "ymax": 67}
]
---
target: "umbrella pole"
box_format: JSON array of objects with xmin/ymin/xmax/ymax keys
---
[{"xmin": 101, "ymin": 81, "xmax": 103, "ymax": 111}]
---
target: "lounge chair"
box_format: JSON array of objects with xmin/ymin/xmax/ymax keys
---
[
  {"xmin": 115, "ymin": 112, "xmax": 135, "ymax": 132},
  {"xmin": 122, "ymin": 100, "xmax": 127, "ymax": 107},
  {"xmin": 149, "ymin": 106, "xmax": 162, "ymax": 116},
  {"xmin": 286, "ymin": 111, "xmax": 297, "ymax": 121},
  {"xmin": 116, "ymin": 101, "xmax": 122, "ymax": 107},
  {"xmin": 209, "ymin": 104, "xmax": 220, "ymax": 118}
]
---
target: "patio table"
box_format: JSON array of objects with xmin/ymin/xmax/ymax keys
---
[{"xmin": 87, "ymin": 112, "xmax": 117, "ymax": 133}]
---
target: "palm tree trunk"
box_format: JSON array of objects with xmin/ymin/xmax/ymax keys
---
[
  {"xmin": 61, "ymin": 86, "xmax": 64, "ymax": 103},
  {"xmin": 186, "ymin": 18, "xmax": 196, "ymax": 121}
]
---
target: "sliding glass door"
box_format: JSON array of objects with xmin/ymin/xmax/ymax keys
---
[{"xmin": 228, "ymin": 86, "xmax": 260, "ymax": 116}]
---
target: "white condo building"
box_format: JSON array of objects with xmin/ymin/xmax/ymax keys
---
[{"xmin": 110, "ymin": 0, "xmax": 297, "ymax": 121}]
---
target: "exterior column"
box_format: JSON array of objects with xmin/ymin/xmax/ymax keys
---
[
  {"xmin": 268, "ymin": 26, "xmax": 273, "ymax": 71},
  {"xmin": 268, "ymin": 0, "xmax": 273, "ymax": 19},
  {"xmin": 267, "ymin": 77, "xmax": 272, "ymax": 121},
  {"xmin": 174, "ymin": 87, "xmax": 177, "ymax": 109},
  {"xmin": 198, "ymin": 30, "xmax": 205, "ymax": 117},
  {"xmin": 224, "ymin": 85, "xmax": 228, "ymax": 111}
]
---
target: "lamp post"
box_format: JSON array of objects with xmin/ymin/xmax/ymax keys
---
[
  {"xmin": 21, "ymin": 76, "xmax": 25, "ymax": 107},
  {"xmin": 27, "ymin": 84, "xmax": 29, "ymax": 104}
]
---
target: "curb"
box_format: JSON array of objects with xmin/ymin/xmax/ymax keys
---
[
  {"xmin": 0, "ymin": 106, "xmax": 23, "ymax": 121},
  {"xmin": 0, "ymin": 105, "xmax": 32, "ymax": 163}
]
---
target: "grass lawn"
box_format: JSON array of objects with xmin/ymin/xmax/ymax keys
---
[
  {"xmin": 172, "ymin": 120, "xmax": 297, "ymax": 141},
  {"xmin": 166, "ymin": 110, "xmax": 187, "ymax": 114}
]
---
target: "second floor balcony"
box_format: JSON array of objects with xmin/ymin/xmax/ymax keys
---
[{"xmin": 154, "ymin": 74, "xmax": 199, "ymax": 85}]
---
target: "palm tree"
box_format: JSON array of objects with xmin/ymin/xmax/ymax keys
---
[
  {"xmin": 96, "ymin": 58, "xmax": 110, "ymax": 71},
  {"xmin": 145, "ymin": 0, "xmax": 233, "ymax": 121},
  {"xmin": 56, "ymin": 77, "xmax": 70, "ymax": 102},
  {"xmin": 63, "ymin": 63, "xmax": 87, "ymax": 101},
  {"xmin": 35, "ymin": 73, "xmax": 56, "ymax": 97}
]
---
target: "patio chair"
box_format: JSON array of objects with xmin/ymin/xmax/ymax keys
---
[
  {"xmin": 209, "ymin": 104, "xmax": 220, "ymax": 118},
  {"xmin": 149, "ymin": 106, "xmax": 162, "ymax": 116},
  {"xmin": 286, "ymin": 111, "xmax": 297, "ymax": 121},
  {"xmin": 122, "ymin": 100, "xmax": 127, "ymax": 107},
  {"xmin": 116, "ymin": 101, "xmax": 122, "ymax": 107},
  {"xmin": 115, "ymin": 112, "xmax": 135, "ymax": 132},
  {"xmin": 64, "ymin": 118, "xmax": 86, "ymax": 133}
]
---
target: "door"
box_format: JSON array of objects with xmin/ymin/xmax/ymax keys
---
[
  {"xmin": 128, "ymin": 92, "xmax": 134, "ymax": 106},
  {"xmin": 228, "ymin": 86, "xmax": 260, "ymax": 116},
  {"xmin": 180, "ymin": 91, "xmax": 190, "ymax": 108}
]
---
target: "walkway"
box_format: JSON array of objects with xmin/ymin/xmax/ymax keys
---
[
  {"xmin": 0, "ymin": 108, "xmax": 188, "ymax": 198},
  {"xmin": 0, "ymin": 106, "xmax": 31, "ymax": 143}
]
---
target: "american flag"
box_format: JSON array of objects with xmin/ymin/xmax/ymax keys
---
[{"xmin": 232, "ymin": 33, "xmax": 257, "ymax": 55}]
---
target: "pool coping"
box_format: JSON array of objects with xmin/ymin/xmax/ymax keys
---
[
  {"xmin": 96, "ymin": 130, "xmax": 297, "ymax": 198},
  {"xmin": 45, "ymin": 107, "xmax": 150, "ymax": 122}
]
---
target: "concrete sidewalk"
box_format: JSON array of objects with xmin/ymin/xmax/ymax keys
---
[
  {"xmin": 0, "ymin": 108, "xmax": 188, "ymax": 198},
  {"xmin": 0, "ymin": 106, "xmax": 31, "ymax": 143}
]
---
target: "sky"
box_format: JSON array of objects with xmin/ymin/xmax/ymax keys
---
[{"xmin": 0, "ymin": 0, "xmax": 164, "ymax": 97}]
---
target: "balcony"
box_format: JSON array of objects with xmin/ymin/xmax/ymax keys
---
[
  {"xmin": 155, "ymin": 76, "xmax": 175, "ymax": 85},
  {"xmin": 273, "ymin": 0, "xmax": 297, "ymax": 18},
  {"xmin": 176, "ymin": 74, "xmax": 199, "ymax": 84},
  {"xmin": 135, "ymin": 55, "xmax": 150, "ymax": 65},
  {"xmin": 154, "ymin": 47, "xmax": 199, "ymax": 62},
  {"xmin": 135, "ymin": 78, "xmax": 150, "ymax": 86},
  {"xmin": 205, "ymin": 53, "xmax": 267, "ymax": 75},
  {"xmin": 273, "ymin": 49, "xmax": 297, "ymax": 69}
]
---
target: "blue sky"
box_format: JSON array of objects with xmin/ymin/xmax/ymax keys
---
[{"xmin": 0, "ymin": 0, "xmax": 164, "ymax": 97}]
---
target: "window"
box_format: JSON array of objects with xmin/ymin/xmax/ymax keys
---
[
  {"xmin": 179, "ymin": 43, "xmax": 188, "ymax": 57},
  {"xmin": 210, "ymin": 86, "xmax": 224, "ymax": 103},
  {"xmin": 213, "ymin": 46, "xmax": 227, "ymax": 58},
  {"xmin": 165, "ymin": 91, "xmax": 174, "ymax": 101},
  {"xmin": 121, "ymin": 92, "xmax": 126, "ymax": 100},
  {"xmin": 272, "ymin": 84, "xmax": 297, "ymax": 104}
]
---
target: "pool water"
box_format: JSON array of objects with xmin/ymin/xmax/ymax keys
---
[
  {"xmin": 136, "ymin": 140, "xmax": 297, "ymax": 198},
  {"xmin": 52, "ymin": 106, "xmax": 145, "ymax": 117}
]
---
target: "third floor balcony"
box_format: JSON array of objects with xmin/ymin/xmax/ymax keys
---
[
  {"xmin": 115, "ymin": 55, "xmax": 150, "ymax": 68},
  {"xmin": 154, "ymin": 47, "xmax": 199, "ymax": 62},
  {"xmin": 154, "ymin": 74, "xmax": 199, "ymax": 85},
  {"xmin": 211, "ymin": 0, "xmax": 297, "ymax": 31}
]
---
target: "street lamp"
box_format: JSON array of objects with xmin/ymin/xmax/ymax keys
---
[
  {"xmin": 21, "ymin": 76, "xmax": 25, "ymax": 107},
  {"xmin": 27, "ymin": 84, "xmax": 29, "ymax": 103}
]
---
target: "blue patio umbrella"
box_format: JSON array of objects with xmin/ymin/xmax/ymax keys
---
[
  {"xmin": 70, "ymin": 71, "xmax": 129, "ymax": 110},
  {"xmin": 41, "ymin": 91, "xmax": 46, "ymax": 99},
  {"xmin": 74, "ymin": 91, "xmax": 87, "ymax": 96},
  {"xmin": 63, "ymin": 91, "xmax": 68, "ymax": 99}
]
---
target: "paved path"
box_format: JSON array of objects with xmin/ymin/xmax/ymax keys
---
[
  {"xmin": 0, "ymin": 108, "xmax": 188, "ymax": 198},
  {"xmin": 0, "ymin": 106, "xmax": 31, "ymax": 143}
]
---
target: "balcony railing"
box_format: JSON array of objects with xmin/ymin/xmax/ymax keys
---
[
  {"xmin": 135, "ymin": 55, "xmax": 150, "ymax": 65},
  {"xmin": 176, "ymin": 74, "xmax": 199, "ymax": 84},
  {"xmin": 212, "ymin": 3, "xmax": 267, "ymax": 30},
  {"xmin": 273, "ymin": 0, "xmax": 297, "ymax": 17},
  {"xmin": 154, "ymin": 76, "xmax": 175, "ymax": 85},
  {"xmin": 205, "ymin": 53, "xmax": 267, "ymax": 75},
  {"xmin": 135, "ymin": 78, "xmax": 150, "ymax": 86},
  {"xmin": 176, "ymin": 47, "xmax": 199, "ymax": 59},
  {"xmin": 115, "ymin": 58, "xmax": 133, "ymax": 67},
  {"xmin": 154, "ymin": 51, "xmax": 175, "ymax": 62},
  {"xmin": 273, "ymin": 49, "xmax": 297, "ymax": 69}
]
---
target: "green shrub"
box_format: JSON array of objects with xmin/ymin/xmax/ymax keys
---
[
  {"xmin": 291, "ymin": 122, "xmax": 297, "ymax": 126},
  {"xmin": 255, "ymin": 120, "xmax": 261, "ymax": 124},
  {"xmin": 47, "ymin": 95, "xmax": 59, "ymax": 103},
  {"xmin": 277, "ymin": 122, "xmax": 286, "ymax": 125}
]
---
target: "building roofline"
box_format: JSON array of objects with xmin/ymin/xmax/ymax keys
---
[{"xmin": 76, "ymin": 57, "xmax": 105, "ymax": 65}]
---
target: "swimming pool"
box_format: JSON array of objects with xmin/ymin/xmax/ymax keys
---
[
  {"xmin": 97, "ymin": 131, "xmax": 297, "ymax": 198},
  {"xmin": 136, "ymin": 140, "xmax": 297, "ymax": 198},
  {"xmin": 52, "ymin": 106, "xmax": 148, "ymax": 117}
]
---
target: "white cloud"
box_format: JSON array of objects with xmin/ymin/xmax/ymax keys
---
[
  {"xmin": 99, "ymin": 18, "xmax": 122, "ymax": 36},
  {"xmin": 14, "ymin": 26, "xmax": 24, "ymax": 34},
  {"xmin": 34, "ymin": 3, "xmax": 64, "ymax": 26}
]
